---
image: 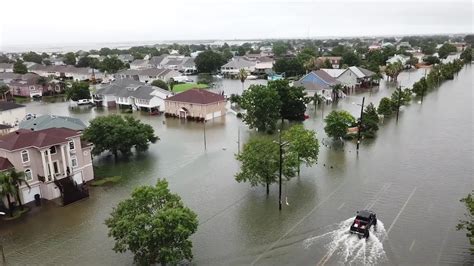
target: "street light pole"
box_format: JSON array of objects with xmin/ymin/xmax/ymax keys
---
[
  {"xmin": 356, "ymin": 97, "xmax": 365, "ymax": 152},
  {"xmin": 278, "ymin": 130, "xmax": 283, "ymax": 211},
  {"xmin": 203, "ymin": 120, "xmax": 207, "ymax": 151}
]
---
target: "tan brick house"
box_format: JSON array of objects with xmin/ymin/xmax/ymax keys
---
[{"xmin": 164, "ymin": 89, "xmax": 226, "ymax": 121}]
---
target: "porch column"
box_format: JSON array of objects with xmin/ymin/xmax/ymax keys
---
[
  {"xmin": 41, "ymin": 149, "xmax": 48, "ymax": 178},
  {"xmin": 61, "ymin": 145, "xmax": 67, "ymax": 175},
  {"xmin": 47, "ymin": 149, "xmax": 54, "ymax": 181},
  {"xmin": 66, "ymin": 142, "xmax": 72, "ymax": 169}
]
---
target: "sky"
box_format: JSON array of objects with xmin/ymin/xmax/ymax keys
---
[{"xmin": 0, "ymin": 0, "xmax": 472, "ymax": 51}]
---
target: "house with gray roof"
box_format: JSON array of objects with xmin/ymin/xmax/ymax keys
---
[
  {"xmin": 115, "ymin": 68, "xmax": 180, "ymax": 83},
  {"xmin": 130, "ymin": 59, "xmax": 152, "ymax": 70},
  {"xmin": 321, "ymin": 66, "xmax": 376, "ymax": 89},
  {"xmin": 0, "ymin": 63, "xmax": 13, "ymax": 73},
  {"xmin": 95, "ymin": 79, "xmax": 172, "ymax": 112},
  {"xmin": 19, "ymin": 115, "xmax": 87, "ymax": 131},
  {"xmin": 220, "ymin": 57, "xmax": 256, "ymax": 77},
  {"xmin": 150, "ymin": 55, "xmax": 197, "ymax": 74}
]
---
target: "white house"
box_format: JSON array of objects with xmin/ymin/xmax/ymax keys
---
[
  {"xmin": 115, "ymin": 68, "xmax": 180, "ymax": 83},
  {"xmin": 321, "ymin": 66, "xmax": 375, "ymax": 89},
  {"xmin": 386, "ymin": 54, "xmax": 410, "ymax": 66},
  {"xmin": 130, "ymin": 59, "xmax": 152, "ymax": 70},
  {"xmin": 0, "ymin": 102, "xmax": 26, "ymax": 127},
  {"xmin": 220, "ymin": 57, "xmax": 256, "ymax": 76},
  {"xmin": 0, "ymin": 63, "xmax": 13, "ymax": 73}
]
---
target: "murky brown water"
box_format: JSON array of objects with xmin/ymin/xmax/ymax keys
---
[{"xmin": 1, "ymin": 63, "xmax": 473, "ymax": 265}]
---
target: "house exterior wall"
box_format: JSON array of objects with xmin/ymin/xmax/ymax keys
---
[
  {"xmin": 0, "ymin": 106, "xmax": 26, "ymax": 126},
  {"xmin": 336, "ymin": 70, "xmax": 358, "ymax": 88},
  {"xmin": 301, "ymin": 72, "xmax": 331, "ymax": 87},
  {"xmin": 164, "ymin": 100, "xmax": 226, "ymax": 120},
  {"xmin": 9, "ymin": 84, "xmax": 43, "ymax": 97},
  {"xmin": 0, "ymin": 135, "xmax": 94, "ymax": 204}
]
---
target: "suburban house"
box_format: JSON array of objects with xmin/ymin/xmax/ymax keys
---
[
  {"xmin": 29, "ymin": 65, "xmax": 105, "ymax": 81},
  {"xmin": 19, "ymin": 115, "xmax": 87, "ymax": 131},
  {"xmin": 149, "ymin": 55, "xmax": 197, "ymax": 74},
  {"xmin": 130, "ymin": 59, "xmax": 152, "ymax": 70},
  {"xmin": 0, "ymin": 102, "xmax": 25, "ymax": 128},
  {"xmin": 321, "ymin": 66, "xmax": 376, "ymax": 90},
  {"xmin": 293, "ymin": 70, "xmax": 342, "ymax": 97},
  {"xmin": 115, "ymin": 68, "xmax": 180, "ymax": 83},
  {"xmin": 117, "ymin": 54, "xmax": 134, "ymax": 63},
  {"xmin": 164, "ymin": 89, "xmax": 226, "ymax": 121},
  {"xmin": 397, "ymin": 41, "xmax": 412, "ymax": 50},
  {"xmin": 0, "ymin": 124, "xmax": 12, "ymax": 135},
  {"xmin": 386, "ymin": 54, "xmax": 410, "ymax": 65},
  {"xmin": 95, "ymin": 79, "xmax": 172, "ymax": 112},
  {"xmin": 0, "ymin": 128, "xmax": 94, "ymax": 206},
  {"xmin": 316, "ymin": 56, "xmax": 342, "ymax": 69},
  {"xmin": 220, "ymin": 57, "xmax": 256, "ymax": 77},
  {"xmin": 0, "ymin": 72, "xmax": 62, "ymax": 98},
  {"xmin": 0, "ymin": 63, "xmax": 13, "ymax": 73}
]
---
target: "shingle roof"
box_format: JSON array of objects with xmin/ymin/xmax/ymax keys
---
[
  {"xmin": 165, "ymin": 89, "xmax": 225, "ymax": 104},
  {"xmin": 19, "ymin": 115, "xmax": 87, "ymax": 131},
  {"xmin": 0, "ymin": 124, "xmax": 12, "ymax": 130},
  {"xmin": 0, "ymin": 63, "xmax": 13, "ymax": 69},
  {"xmin": 0, "ymin": 157, "xmax": 14, "ymax": 171},
  {"xmin": 222, "ymin": 57, "xmax": 256, "ymax": 69},
  {"xmin": 0, "ymin": 128, "xmax": 81, "ymax": 151},
  {"xmin": 313, "ymin": 70, "xmax": 341, "ymax": 84},
  {"xmin": 321, "ymin": 69, "xmax": 346, "ymax": 78},
  {"xmin": 0, "ymin": 102, "xmax": 25, "ymax": 111}
]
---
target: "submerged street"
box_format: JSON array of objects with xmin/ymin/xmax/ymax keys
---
[{"xmin": 1, "ymin": 65, "xmax": 472, "ymax": 265}]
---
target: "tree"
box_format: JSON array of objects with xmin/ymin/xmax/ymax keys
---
[
  {"xmin": 105, "ymin": 179, "xmax": 198, "ymax": 265},
  {"xmin": 377, "ymin": 97, "xmax": 393, "ymax": 116},
  {"xmin": 22, "ymin": 51, "xmax": 43, "ymax": 64},
  {"xmin": 324, "ymin": 110, "xmax": 356, "ymax": 140},
  {"xmin": 63, "ymin": 52, "xmax": 76, "ymax": 65},
  {"xmin": 361, "ymin": 103, "xmax": 379, "ymax": 138},
  {"xmin": 272, "ymin": 41, "xmax": 289, "ymax": 57},
  {"xmin": 237, "ymin": 68, "xmax": 248, "ymax": 90},
  {"xmin": 99, "ymin": 56, "xmax": 125, "ymax": 73},
  {"xmin": 407, "ymin": 57, "xmax": 419, "ymax": 67},
  {"xmin": 438, "ymin": 43, "xmax": 457, "ymax": 59},
  {"xmin": 222, "ymin": 48, "xmax": 233, "ymax": 61},
  {"xmin": 322, "ymin": 59, "xmax": 333, "ymax": 69},
  {"xmin": 460, "ymin": 47, "xmax": 472, "ymax": 63},
  {"xmin": 65, "ymin": 81, "xmax": 91, "ymax": 101},
  {"xmin": 273, "ymin": 58, "xmax": 305, "ymax": 77},
  {"xmin": 151, "ymin": 79, "xmax": 169, "ymax": 90},
  {"xmin": 296, "ymin": 47, "xmax": 317, "ymax": 65},
  {"xmin": 384, "ymin": 61, "xmax": 403, "ymax": 81},
  {"xmin": 0, "ymin": 172, "xmax": 17, "ymax": 217},
  {"xmin": 240, "ymin": 84, "xmax": 281, "ymax": 133},
  {"xmin": 77, "ymin": 56, "xmax": 99, "ymax": 68},
  {"xmin": 13, "ymin": 60, "xmax": 28, "ymax": 74},
  {"xmin": 194, "ymin": 50, "xmax": 225, "ymax": 73},
  {"xmin": 342, "ymin": 51, "xmax": 360, "ymax": 66},
  {"xmin": 9, "ymin": 170, "xmax": 29, "ymax": 211},
  {"xmin": 331, "ymin": 45, "xmax": 346, "ymax": 56},
  {"xmin": 0, "ymin": 84, "xmax": 10, "ymax": 101},
  {"xmin": 411, "ymin": 77, "xmax": 428, "ymax": 97},
  {"xmin": 390, "ymin": 88, "xmax": 412, "ymax": 109},
  {"xmin": 235, "ymin": 136, "xmax": 297, "ymax": 195},
  {"xmin": 456, "ymin": 191, "xmax": 473, "ymax": 254},
  {"xmin": 282, "ymin": 125, "xmax": 319, "ymax": 176},
  {"xmin": 268, "ymin": 80, "xmax": 307, "ymax": 122},
  {"xmin": 423, "ymin": 55, "xmax": 441, "ymax": 65},
  {"xmin": 83, "ymin": 115, "xmax": 158, "ymax": 157}
]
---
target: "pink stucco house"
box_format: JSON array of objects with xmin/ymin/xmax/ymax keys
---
[{"xmin": 0, "ymin": 128, "xmax": 94, "ymax": 206}]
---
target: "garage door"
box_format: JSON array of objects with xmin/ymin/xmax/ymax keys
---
[
  {"xmin": 205, "ymin": 113, "xmax": 213, "ymax": 120},
  {"xmin": 22, "ymin": 186, "xmax": 41, "ymax": 204},
  {"xmin": 73, "ymin": 172, "xmax": 83, "ymax": 184},
  {"xmin": 213, "ymin": 111, "xmax": 222, "ymax": 118}
]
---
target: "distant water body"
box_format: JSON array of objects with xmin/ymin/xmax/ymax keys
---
[{"xmin": 1, "ymin": 40, "xmax": 262, "ymax": 53}]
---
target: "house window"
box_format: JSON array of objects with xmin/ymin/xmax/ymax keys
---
[
  {"xmin": 71, "ymin": 156, "xmax": 78, "ymax": 168},
  {"xmin": 24, "ymin": 169, "xmax": 33, "ymax": 182},
  {"xmin": 49, "ymin": 146, "xmax": 57, "ymax": 154},
  {"xmin": 21, "ymin": 150, "xmax": 29, "ymax": 163},
  {"xmin": 69, "ymin": 141, "xmax": 75, "ymax": 150},
  {"xmin": 53, "ymin": 161, "xmax": 60, "ymax": 174}
]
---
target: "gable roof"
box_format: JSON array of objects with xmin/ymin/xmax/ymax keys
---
[
  {"xmin": 0, "ymin": 157, "xmax": 14, "ymax": 171},
  {"xmin": 221, "ymin": 57, "xmax": 256, "ymax": 69},
  {"xmin": 348, "ymin": 66, "xmax": 375, "ymax": 78},
  {"xmin": 320, "ymin": 68, "xmax": 346, "ymax": 78},
  {"xmin": 96, "ymin": 79, "xmax": 172, "ymax": 100},
  {"xmin": 0, "ymin": 102, "xmax": 25, "ymax": 111},
  {"xmin": 19, "ymin": 115, "xmax": 87, "ymax": 131},
  {"xmin": 165, "ymin": 89, "xmax": 225, "ymax": 104},
  {"xmin": 313, "ymin": 70, "xmax": 341, "ymax": 84},
  {"xmin": 0, "ymin": 128, "xmax": 81, "ymax": 151}
]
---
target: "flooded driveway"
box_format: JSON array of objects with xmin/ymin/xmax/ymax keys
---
[{"xmin": 1, "ymin": 66, "xmax": 473, "ymax": 265}]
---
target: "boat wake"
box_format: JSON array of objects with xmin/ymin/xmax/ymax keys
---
[{"xmin": 304, "ymin": 217, "xmax": 388, "ymax": 265}]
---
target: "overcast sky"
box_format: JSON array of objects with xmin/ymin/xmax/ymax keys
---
[{"xmin": 1, "ymin": 0, "xmax": 472, "ymax": 50}]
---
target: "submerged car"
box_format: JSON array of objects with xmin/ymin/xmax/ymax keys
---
[{"xmin": 349, "ymin": 210, "xmax": 377, "ymax": 239}]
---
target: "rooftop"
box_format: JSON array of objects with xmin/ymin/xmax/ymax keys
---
[
  {"xmin": 0, "ymin": 157, "xmax": 14, "ymax": 171},
  {"xmin": 0, "ymin": 128, "xmax": 81, "ymax": 151},
  {"xmin": 165, "ymin": 89, "xmax": 225, "ymax": 104},
  {"xmin": 0, "ymin": 101, "xmax": 25, "ymax": 111},
  {"xmin": 19, "ymin": 115, "xmax": 87, "ymax": 131}
]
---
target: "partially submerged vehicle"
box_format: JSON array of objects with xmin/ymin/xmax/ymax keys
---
[{"xmin": 349, "ymin": 210, "xmax": 377, "ymax": 239}]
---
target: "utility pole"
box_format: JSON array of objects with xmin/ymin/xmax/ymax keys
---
[
  {"xmin": 203, "ymin": 120, "xmax": 207, "ymax": 151},
  {"xmin": 278, "ymin": 130, "xmax": 283, "ymax": 211},
  {"xmin": 396, "ymin": 86, "xmax": 402, "ymax": 122},
  {"xmin": 356, "ymin": 97, "xmax": 365, "ymax": 152}
]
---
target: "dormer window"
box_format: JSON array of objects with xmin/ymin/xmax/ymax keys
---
[
  {"xmin": 21, "ymin": 150, "xmax": 29, "ymax": 163},
  {"xmin": 49, "ymin": 146, "xmax": 57, "ymax": 155},
  {"xmin": 69, "ymin": 141, "xmax": 75, "ymax": 150}
]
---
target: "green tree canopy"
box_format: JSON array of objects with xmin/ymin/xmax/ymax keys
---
[
  {"xmin": 77, "ymin": 56, "xmax": 100, "ymax": 68},
  {"xmin": 83, "ymin": 115, "xmax": 158, "ymax": 157},
  {"xmin": 460, "ymin": 47, "xmax": 472, "ymax": 63},
  {"xmin": 268, "ymin": 80, "xmax": 307, "ymax": 122},
  {"xmin": 63, "ymin": 52, "xmax": 77, "ymax": 65},
  {"xmin": 235, "ymin": 136, "xmax": 297, "ymax": 195},
  {"xmin": 282, "ymin": 125, "xmax": 319, "ymax": 175},
  {"xmin": 342, "ymin": 51, "xmax": 361, "ymax": 66},
  {"xmin": 194, "ymin": 50, "xmax": 225, "ymax": 73},
  {"xmin": 22, "ymin": 51, "xmax": 43, "ymax": 64},
  {"xmin": 456, "ymin": 191, "xmax": 473, "ymax": 254},
  {"xmin": 361, "ymin": 103, "xmax": 379, "ymax": 138},
  {"xmin": 106, "ymin": 179, "xmax": 198, "ymax": 265},
  {"xmin": 377, "ymin": 97, "xmax": 393, "ymax": 116},
  {"xmin": 324, "ymin": 110, "xmax": 356, "ymax": 140},
  {"xmin": 151, "ymin": 79, "xmax": 169, "ymax": 90},
  {"xmin": 438, "ymin": 43, "xmax": 457, "ymax": 59},
  {"xmin": 240, "ymin": 84, "xmax": 281, "ymax": 133},
  {"xmin": 423, "ymin": 55, "xmax": 441, "ymax": 65},
  {"xmin": 273, "ymin": 58, "xmax": 305, "ymax": 77},
  {"xmin": 65, "ymin": 81, "xmax": 91, "ymax": 101},
  {"xmin": 272, "ymin": 41, "xmax": 289, "ymax": 57},
  {"xmin": 411, "ymin": 77, "xmax": 428, "ymax": 96},
  {"xmin": 390, "ymin": 88, "xmax": 412, "ymax": 109},
  {"xmin": 13, "ymin": 60, "xmax": 28, "ymax": 74},
  {"xmin": 99, "ymin": 56, "xmax": 125, "ymax": 73}
]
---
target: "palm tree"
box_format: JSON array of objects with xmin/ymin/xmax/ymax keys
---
[
  {"xmin": 313, "ymin": 93, "xmax": 324, "ymax": 109},
  {"xmin": 9, "ymin": 170, "xmax": 29, "ymax": 211},
  {"xmin": 385, "ymin": 61, "xmax": 404, "ymax": 82},
  {"xmin": 304, "ymin": 56, "xmax": 318, "ymax": 72},
  {"xmin": 0, "ymin": 85, "xmax": 9, "ymax": 101},
  {"xmin": 0, "ymin": 172, "xmax": 17, "ymax": 217},
  {"xmin": 331, "ymin": 84, "xmax": 343, "ymax": 101},
  {"xmin": 237, "ymin": 68, "xmax": 248, "ymax": 90}
]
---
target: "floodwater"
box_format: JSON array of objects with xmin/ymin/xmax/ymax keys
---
[{"xmin": 1, "ymin": 64, "xmax": 473, "ymax": 265}]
